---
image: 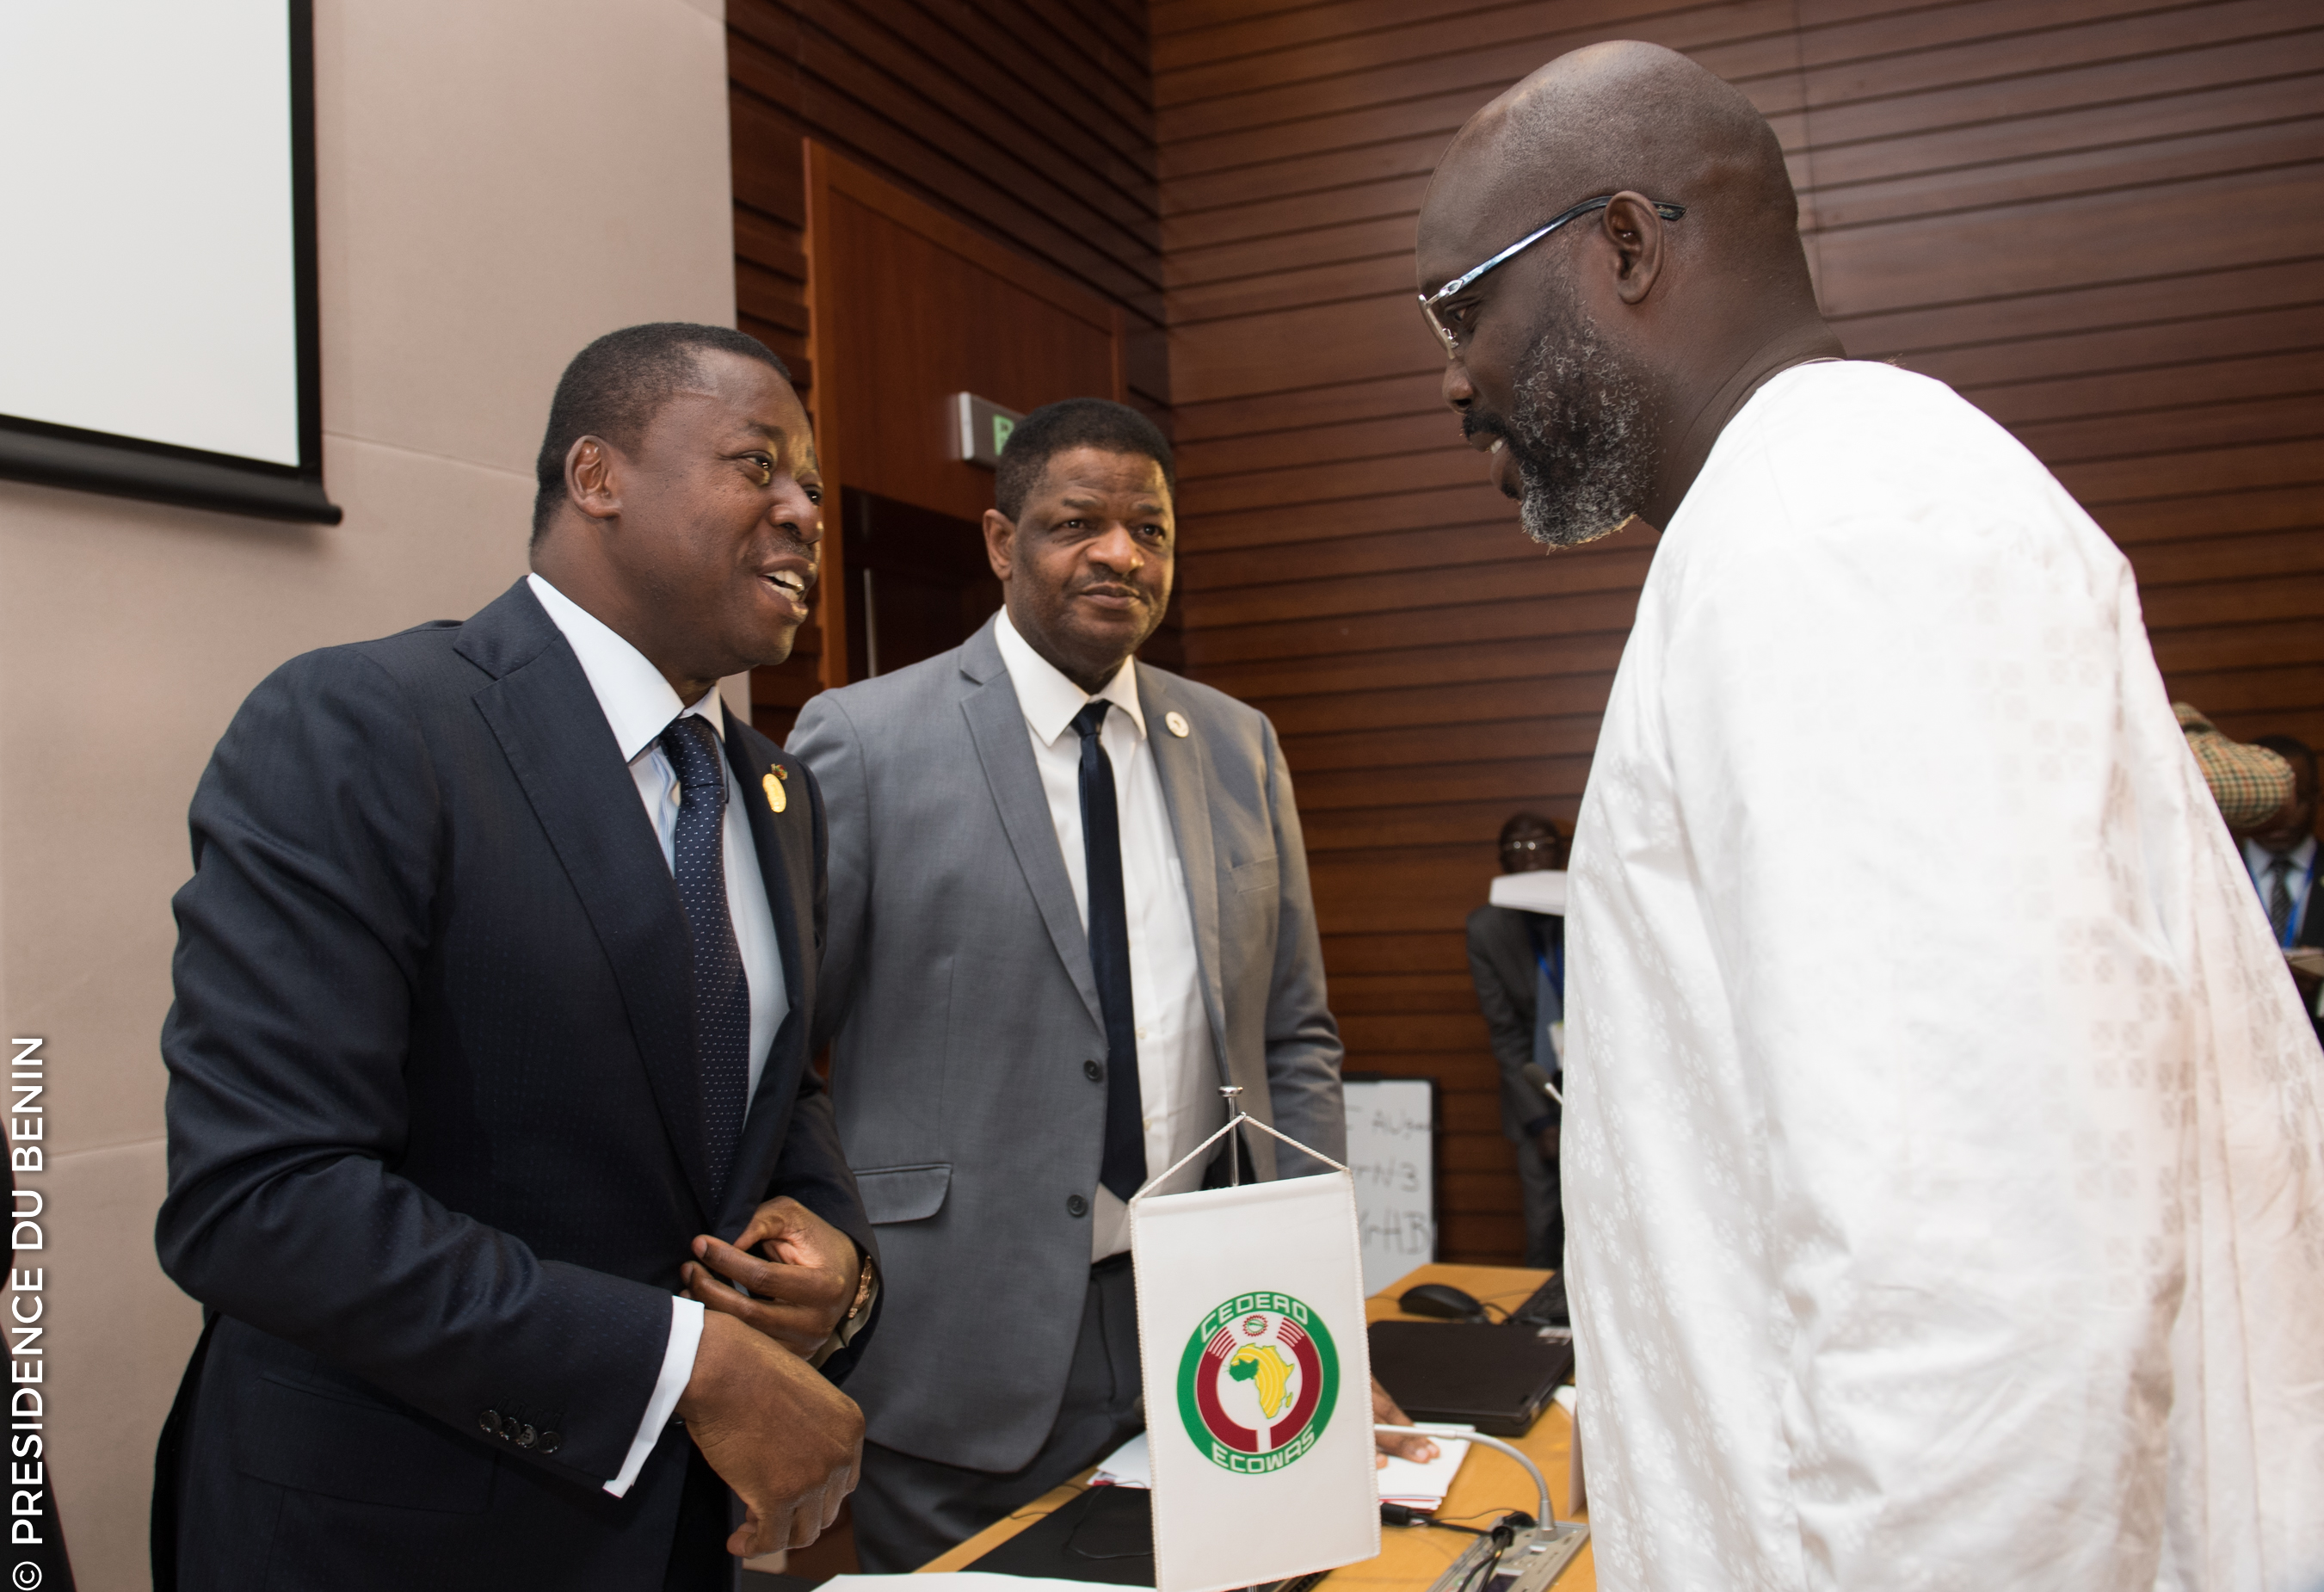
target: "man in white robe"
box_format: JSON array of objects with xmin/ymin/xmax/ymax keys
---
[{"xmin": 1415, "ymin": 41, "xmax": 2324, "ymax": 1590}]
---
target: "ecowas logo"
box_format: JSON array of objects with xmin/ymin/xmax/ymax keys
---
[{"xmin": 1176, "ymin": 1292, "xmax": 1341, "ymax": 1473}]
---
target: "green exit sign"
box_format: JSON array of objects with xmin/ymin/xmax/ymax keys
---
[{"xmin": 952, "ymin": 392, "xmax": 1025, "ymax": 470}]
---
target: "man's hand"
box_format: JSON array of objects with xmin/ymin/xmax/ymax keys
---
[
  {"xmin": 1535, "ymin": 1123, "xmax": 1561, "ymax": 1161},
  {"xmin": 1372, "ymin": 1378, "xmax": 1439, "ymax": 1470},
  {"xmin": 681, "ymin": 1196, "xmax": 860, "ymax": 1358},
  {"xmin": 678, "ymin": 1310, "xmax": 863, "ymax": 1556}
]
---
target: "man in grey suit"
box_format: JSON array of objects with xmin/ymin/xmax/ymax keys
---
[{"xmin": 789, "ymin": 398, "xmax": 1348, "ymax": 1568}]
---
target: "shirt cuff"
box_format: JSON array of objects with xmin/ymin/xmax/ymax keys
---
[{"xmin": 603, "ymin": 1296, "xmax": 703, "ymax": 1497}]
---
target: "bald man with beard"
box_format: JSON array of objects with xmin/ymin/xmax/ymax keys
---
[{"xmin": 1415, "ymin": 41, "xmax": 2324, "ymax": 1592}]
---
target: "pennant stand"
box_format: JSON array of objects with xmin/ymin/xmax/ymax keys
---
[{"xmin": 1128, "ymin": 1095, "xmax": 1381, "ymax": 1592}]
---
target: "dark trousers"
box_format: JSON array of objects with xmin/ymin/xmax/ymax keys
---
[
  {"xmin": 1514, "ymin": 1132, "xmax": 1564, "ymax": 1270},
  {"xmin": 851, "ymin": 1253, "xmax": 1144, "ymax": 1573},
  {"xmin": 663, "ymin": 1444, "xmax": 733, "ymax": 1591}
]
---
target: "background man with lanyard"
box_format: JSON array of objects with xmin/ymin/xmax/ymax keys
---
[
  {"xmin": 1466, "ymin": 811, "xmax": 1569, "ymax": 1268},
  {"xmin": 2245, "ymin": 734, "xmax": 2323, "ymax": 1046}
]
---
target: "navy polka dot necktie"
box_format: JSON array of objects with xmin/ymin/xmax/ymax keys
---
[
  {"xmin": 1072, "ymin": 700, "xmax": 1146, "ymax": 1203},
  {"xmin": 660, "ymin": 713, "xmax": 750, "ymax": 1206}
]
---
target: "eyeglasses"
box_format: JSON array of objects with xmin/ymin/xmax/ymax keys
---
[{"xmin": 1418, "ymin": 194, "xmax": 1686, "ymax": 356}]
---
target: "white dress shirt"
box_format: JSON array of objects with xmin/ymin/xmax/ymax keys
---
[
  {"xmin": 2244, "ymin": 833, "xmax": 2319, "ymax": 945},
  {"xmin": 993, "ymin": 609, "xmax": 1224, "ymax": 1260},
  {"xmin": 527, "ymin": 573, "xmax": 790, "ymax": 1496}
]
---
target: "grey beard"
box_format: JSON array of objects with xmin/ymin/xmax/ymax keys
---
[{"xmin": 1503, "ymin": 312, "xmax": 1656, "ymax": 548}]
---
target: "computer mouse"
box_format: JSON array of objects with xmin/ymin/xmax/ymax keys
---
[{"xmin": 1398, "ymin": 1282, "xmax": 1486, "ymax": 1322}]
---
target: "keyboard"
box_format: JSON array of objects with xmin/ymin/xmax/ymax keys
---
[{"xmin": 1508, "ymin": 1272, "xmax": 1569, "ymax": 1329}]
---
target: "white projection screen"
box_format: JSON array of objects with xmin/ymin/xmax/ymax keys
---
[{"xmin": 0, "ymin": 0, "xmax": 336, "ymax": 522}]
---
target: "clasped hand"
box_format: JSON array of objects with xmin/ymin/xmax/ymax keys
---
[
  {"xmin": 680, "ymin": 1195, "xmax": 861, "ymax": 1357},
  {"xmin": 675, "ymin": 1197, "xmax": 866, "ymax": 1557}
]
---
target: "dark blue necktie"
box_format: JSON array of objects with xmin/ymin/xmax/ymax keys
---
[
  {"xmin": 1073, "ymin": 701, "xmax": 1146, "ymax": 1202},
  {"xmin": 660, "ymin": 714, "xmax": 750, "ymax": 1206}
]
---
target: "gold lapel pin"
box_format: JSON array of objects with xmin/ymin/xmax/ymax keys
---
[
  {"xmin": 1165, "ymin": 711, "xmax": 1191, "ymax": 739},
  {"xmin": 762, "ymin": 768, "xmax": 787, "ymax": 813}
]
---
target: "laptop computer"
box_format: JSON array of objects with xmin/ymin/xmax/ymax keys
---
[{"xmin": 1367, "ymin": 1321, "xmax": 1574, "ymax": 1437}]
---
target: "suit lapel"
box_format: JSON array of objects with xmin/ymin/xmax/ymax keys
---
[
  {"xmin": 959, "ymin": 635, "xmax": 1106, "ymax": 1034},
  {"xmin": 463, "ymin": 597, "xmax": 719, "ymax": 1225},
  {"xmin": 1140, "ymin": 669, "xmax": 1230, "ymax": 1072},
  {"xmin": 720, "ymin": 711, "xmax": 815, "ymax": 1231}
]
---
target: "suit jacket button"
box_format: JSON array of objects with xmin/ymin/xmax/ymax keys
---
[
  {"xmin": 1066, "ymin": 1194, "xmax": 1088, "ymax": 1218},
  {"xmin": 515, "ymin": 1423, "xmax": 538, "ymax": 1448},
  {"xmin": 539, "ymin": 1431, "xmax": 564, "ymax": 1455},
  {"xmin": 1083, "ymin": 1060, "xmax": 1103, "ymax": 1083},
  {"xmin": 479, "ymin": 1410, "xmax": 502, "ymax": 1437}
]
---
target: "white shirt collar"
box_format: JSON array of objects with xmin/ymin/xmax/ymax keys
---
[
  {"xmin": 993, "ymin": 606, "xmax": 1145, "ymax": 748},
  {"xmin": 2251, "ymin": 834, "xmax": 2319, "ymax": 875},
  {"xmin": 527, "ymin": 572, "xmax": 723, "ymax": 762}
]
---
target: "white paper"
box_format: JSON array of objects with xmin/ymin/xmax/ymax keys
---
[
  {"xmin": 1098, "ymin": 1425, "xmax": 1474, "ymax": 1510},
  {"xmin": 1092, "ymin": 1430, "xmax": 1153, "ymax": 1488},
  {"xmin": 1488, "ymin": 870, "xmax": 1568, "ymax": 915},
  {"xmin": 1341, "ymin": 1077, "xmax": 1436, "ymax": 1295},
  {"xmin": 1131, "ymin": 1171, "xmax": 1379, "ymax": 1592},
  {"xmin": 1376, "ymin": 1422, "xmax": 1474, "ymax": 1509}
]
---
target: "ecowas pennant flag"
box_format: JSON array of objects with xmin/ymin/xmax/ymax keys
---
[{"xmin": 1131, "ymin": 1145, "xmax": 1378, "ymax": 1592}]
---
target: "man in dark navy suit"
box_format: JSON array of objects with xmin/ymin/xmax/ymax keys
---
[{"xmin": 155, "ymin": 324, "xmax": 875, "ymax": 1590}]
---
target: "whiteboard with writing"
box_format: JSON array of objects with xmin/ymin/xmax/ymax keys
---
[{"xmin": 1342, "ymin": 1077, "xmax": 1435, "ymax": 1295}]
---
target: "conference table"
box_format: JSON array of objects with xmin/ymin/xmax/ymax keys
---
[{"xmin": 922, "ymin": 1262, "xmax": 1594, "ymax": 1591}]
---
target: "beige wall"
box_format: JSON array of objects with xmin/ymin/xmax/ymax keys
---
[{"xmin": 0, "ymin": 2, "xmax": 735, "ymax": 1583}]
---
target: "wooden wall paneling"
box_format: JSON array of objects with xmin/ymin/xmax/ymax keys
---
[
  {"xmin": 800, "ymin": 142, "xmax": 852, "ymax": 699},
  {"xmin": 1154, "ymin": 5, "xmax": 1801, "ymax": 148},
  {"xmin": 1187, "ymin": 525, "xmax": 1638, "ymax": 606},
  {"xmin": 1795, "ymin": 0, "xmax": 2324, "ymax": 750},
  {"xmin": 1160, "ymin": 0, "xmax": 2324, "ymax": 1259},
  {"xmin": 1811, "ymin": 170, "xmax": 2323, "ymax": 317},
  {"xmin": 726, "ymin": 0, "xmax": 1163, "ymax": 360},
  {"xmin": 731, "ymin": 97, "xmax": 813, "ymax": 386},
  {"xmin": 1184, "ymin": 545, "xmax": 1655, "ymax": 635}
]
